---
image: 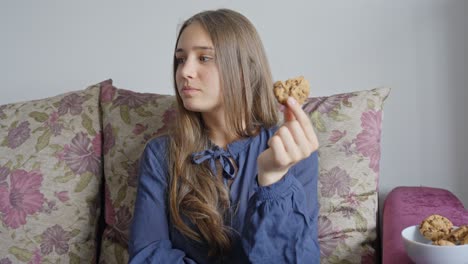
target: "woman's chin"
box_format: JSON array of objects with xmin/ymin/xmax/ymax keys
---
[
  {"xmin": 182, "ymin": 100, "xmax": 220, "ymax": 114},
  {"xmin": 182, "ymin": 102, "xmax": 204, "ymax": 113}
]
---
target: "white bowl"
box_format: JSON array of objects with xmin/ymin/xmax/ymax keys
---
[{"xmin": 401, "ymin": 225, "xmax": 468, "ymax": 264}]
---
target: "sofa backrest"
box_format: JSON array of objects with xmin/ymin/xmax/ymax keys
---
[
  {"xmin": 0, "ymin": 80, "xmax": 390, "ymax": 263},
  {"xmin": 97, "ymin": 80, "xmax": 390, "ymax": 264}
]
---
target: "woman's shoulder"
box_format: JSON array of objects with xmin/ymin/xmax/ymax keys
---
[
  {"xmin": 144, "ymin": 135, "xmax": 170, "ymax": 158},
  {"xmin": 139, "ymin": 135, "xmax": 171, "ymax": 177}
]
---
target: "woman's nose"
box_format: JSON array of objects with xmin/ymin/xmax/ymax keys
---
[{"xmin": 180, "ymin": 58, "xmax": 197, "ymax": 79}]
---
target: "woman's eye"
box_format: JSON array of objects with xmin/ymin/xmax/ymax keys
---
[
  {"xmin": 176, "ymin": 57, "xmax": 186, "ymax": 64},
  {"xmin": 199, "ymin": 56, "xmax": 212, "ymax": 62}
]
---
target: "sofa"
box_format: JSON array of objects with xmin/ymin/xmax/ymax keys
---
[{"xmin": 0, "ymin": 78, "xmax": 451, "ymax": 263}]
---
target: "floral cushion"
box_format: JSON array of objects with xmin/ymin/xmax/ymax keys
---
[
  {"xmin": 98, "ymin": 79, "xmax": 390, "ymax": 264},
  {"xmin": 98, "ymin": 80, "xmax": 176, "ymax": 264},
  {"xmin": 0, "ymin": 85, "xmax": 103, "ymax": 263},
  {"xmin": 303, "ymin": 88, "xmax": 390, "ymax": 264}
]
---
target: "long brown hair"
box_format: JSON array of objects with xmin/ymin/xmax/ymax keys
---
[{"xmin": 168, "ymin": 9, "xmax": 278, "ymax": 256}]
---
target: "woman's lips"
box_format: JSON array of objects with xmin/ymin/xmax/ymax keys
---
[{"xmin": 181, "ymin": 86, "xmax": 200, "ymax": 96}]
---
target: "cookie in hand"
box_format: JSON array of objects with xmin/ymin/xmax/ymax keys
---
[{"xmin": 273, "ymin": 76, "xmax": 310, "ymax": 105}]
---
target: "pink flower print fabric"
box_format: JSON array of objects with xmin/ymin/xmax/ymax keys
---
[
  {"xmin": 6, "ymin": 121, "xmax": 31, "ymax": 149},
  {"xmin": 356, "ymin": 110, "xmax": 383, "ymax": 173},
  {"xmin": 0, "ymin": 169, "xmax": 45, "ymax": 229}
]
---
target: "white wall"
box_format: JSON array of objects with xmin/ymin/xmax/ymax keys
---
[{"xmin": 1, "ymin": 0, "xmax": 467, "ymax": 207}]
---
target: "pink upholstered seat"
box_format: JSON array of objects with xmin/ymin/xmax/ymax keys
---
[{"xmin": 382, "ymin": 186, "xmax": 468, "ymax": 264}]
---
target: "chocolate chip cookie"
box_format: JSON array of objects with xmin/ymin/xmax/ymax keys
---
[
  {"xmin": 445, "ymin": 225, "xmax": 468, "ymax": 243},
  {"xmin": 433, "ymin": 239, "xmax": 456, "ymax": 246},
  {"xmin": 419, "ymin": 214, "xmax": 453, "ymax": 241},
  {"xmin": 273, "ymin": 76, "xmax": 310, "ymax": 105},
  {"xmin": 462, "ymin": 235, "xmax": 468, "ymax": 245}
]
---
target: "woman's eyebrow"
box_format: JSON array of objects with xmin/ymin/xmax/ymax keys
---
[{"xmin": 175, "ymin": 46, "xmax": 214, "ymax": 53}]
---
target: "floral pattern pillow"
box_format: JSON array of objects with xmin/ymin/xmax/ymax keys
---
[
  {"xmin": 303, "ymin": 88, "xmax": 390, "ymax": 264},
  {"xmin": 0, "ymin": 85, "xmax": 103, "ymax": 263},
  {"xmin": 98, "ymin": 80, "xmax": 176, "ymax": 264},
  {"xmin": 98, "ymin": 79, "xmax": 390, "ymax": 264}
]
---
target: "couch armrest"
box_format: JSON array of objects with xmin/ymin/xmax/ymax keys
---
[{"xmin": 381, "ymin": 186, "xmax": 468, "ymax": 264}]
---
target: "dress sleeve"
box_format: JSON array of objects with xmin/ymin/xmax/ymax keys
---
[
  {"xmin": 128, "ymin": 141, "xmax": 198, "ymax": 264},
  {"xmin": 242, "ymin": 151, "xmax": 320, "ymax": 263}
]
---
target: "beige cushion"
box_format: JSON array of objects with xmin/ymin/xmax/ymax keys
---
[
  {"xmin": 99, "ymin": 80, "xmax": 175, "ymax": 264},
  {"xmin": 0, "ymin": 84, "xmax": 103, "ymax": 263},
  {"xmin": 303, "ymin": 88, "xmax": 390, "ymax": 263}
]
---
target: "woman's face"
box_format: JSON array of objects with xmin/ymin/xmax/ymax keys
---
[{"xmin": 175, "ymin": 22, "xmax": 222, "ymax": 113}]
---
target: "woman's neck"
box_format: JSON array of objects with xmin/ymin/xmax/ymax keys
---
[
  {"xmin": 208, "ymin": 131, "xmax": 237, "ymax": 149},
  {"xmin": 202, "ymin": 111, "xmax": 244, "ymax": 149}
]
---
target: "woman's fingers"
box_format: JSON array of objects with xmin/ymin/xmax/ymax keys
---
[
  {"xmin": 276, "ymin": 126, "xmax": 302, "ymax": 163},
  {"xmin": 258, "ymin": 97, "xmax": 320, "ymax": 185},
  {"xmin": 285, "ymin": 97, "xmax": 319, "ymax": 149},
  {"xmin": 284, "ymin": 120, "xmax": 313, "ymax": 157},
  {"xmin": 283, "ymin": 106, "xmax": 295, "ymax": 122},
  {"xmin": 268, "ymin": 134, "xmax": 290, "ymax": 167},
  {"xmin": 265, "ymin": 96, "xmax": 320, "ymax": 171}
]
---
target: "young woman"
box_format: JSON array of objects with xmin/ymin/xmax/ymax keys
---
[{"xmin": 129, "ymin": 8, "xmax": 320, "ymax": 263}]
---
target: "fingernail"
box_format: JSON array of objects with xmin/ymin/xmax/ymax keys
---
[
  {"xmin": 279, "ymin": 104, "xmax": 285, "ymax": 112},
  {"xmin": 288, "ymin": 97, "xmax": 297, "ymax": 105}
]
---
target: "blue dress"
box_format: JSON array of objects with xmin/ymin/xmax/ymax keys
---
[{"xmin": 129, "ymin": 126, "xmax": 320, "ymax": 263}]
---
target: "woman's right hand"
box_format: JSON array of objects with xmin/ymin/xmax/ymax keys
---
[{"xmin": 257, "ymin": 97, "xmax": 319, "ymax": 186}]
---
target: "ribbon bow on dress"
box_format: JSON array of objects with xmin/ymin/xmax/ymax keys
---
[{"xmin": 192, "ymin": 146, "xmax": 236, "ymax": 185}]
